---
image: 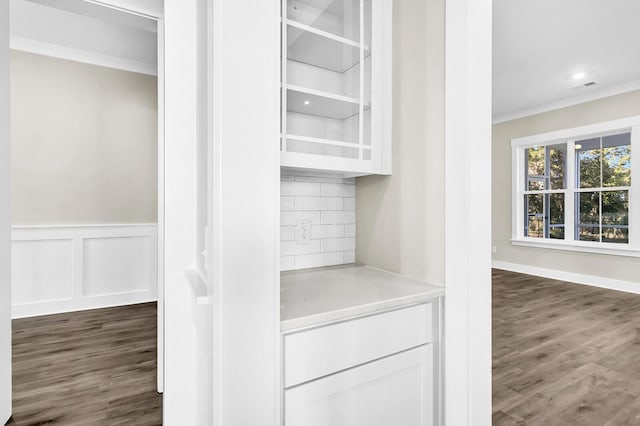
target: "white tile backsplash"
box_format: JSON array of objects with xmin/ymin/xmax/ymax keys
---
[
  {"xmin": 280, "ymin": 226, "xmax": 295, "ymax": 241},
  {"xmin": 311, "ymin": 224, "xmax": 345, "ymax": 239},
  {"xmin": 280, "ymin": 174, "xmax": 356, "ymax": 271},
  {"xmin": 281, "ymin": 211, "xmax": 321, "ymax": 226},
  {"xmin": 295, "ymin": 196, "xmax": 344, "ymax": 211},
  {"xmin": 282, "ymin": 181, "xmax": 321, "ymax": 196},
  {"xmin": 321, "ymin": 182, "xmax": 356, "ymax": 197},
  {"xmin": 280, "ymin": 196, "xmax": 294, "ymax": 211},
  {"xmin": 321, "ymin": 210, "xmax": 355, "ymax": 225}
]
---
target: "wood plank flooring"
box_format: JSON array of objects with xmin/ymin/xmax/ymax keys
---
[
  {"xmin": 493, "ymin": 269, "xmax": 640, "ymax": 425},
  {"xmin": 7, "ymin": 303, "xmax": 161, "ymax": 426}
]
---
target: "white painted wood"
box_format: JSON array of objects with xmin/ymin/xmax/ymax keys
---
[
  {"xmin": 10, "ymin": 36, "xmax": 157, "ymax": 75},
  {"xmin": 0, "ymin": 0, "xmax": 10, "ymax": 421},
  {"xmin": 284, "ymin": 345, "xmax": 434, "ymax": 426},
  {"xmin": 284, "ymin": 303, "xmax": 433, "ymax": 388},
  {"xmin": 511, "ymin": 115, "xmax": 640, "ymax": 147},
  {"xmin": 210, "ymin": 0, "xmax": 281, "ymax": 424},
  {"xmin": 510, "ymin": 239, "xmax": 640, "ymax": 257},
  {"xmin": 492, "ymin": 260, "xmax": 640, "ymax": 295},
  {"xmin": 10, "ymin": 224, "xmax": 158, "ymax": 318},
  {"xmin": 81, "ymin": 0, "xmax": 163, "ymax": 19},
  {"xmin": 12, "ymin": 239, "xmax": 74, "ymax": 304},
  {"xmin": 163, "ymin": 0, "xmax": 200, "ymax": 424},
  {"xmin": 281, "ymin": 0, "xmax": 392, "ymax": 176},
  {"xmin": 10, "ymin": 0, "xmax": 158, "ymax": 74},
  {"xmin": 444, "ymin": 0, "xmax": 493, "ymax": 425},
  {"xmin": 83, "ymin": 237, "xmax": 152, "ymax": 295},
  {"xmin": 156, "ymin": 16, "xmax": 165, "ymax": 395},
  {"xmin": 511, "ymin": 117, "xmax": 639, "ymax": 254},
  {"xmin": 630, "ymin": 126, "xmax": 640, "ymax": 250}
]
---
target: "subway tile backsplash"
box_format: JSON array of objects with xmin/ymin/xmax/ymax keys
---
[{"xmin": 281, "ymin": 174, "xmax": 356, "ymax": 271}]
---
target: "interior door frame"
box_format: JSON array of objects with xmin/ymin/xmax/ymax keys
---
[
  {"xmin": 0, "ymin": 0, "xmax": 11, "ymax": 423},
  {"xmin": 76, "ymin": 0, "xmax": 166, "ymax": 395},
  {"xmin": 444, "ymin": 0, "xmax": 492, "ymax": 424},
  {"xmin": 0, "ymin": 1, "xmax": 166, "ymax": 421}
]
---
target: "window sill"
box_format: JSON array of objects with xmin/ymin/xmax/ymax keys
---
[{"xmin": 511, "ymin": 238, "xmax": 640, "ymax": 258}]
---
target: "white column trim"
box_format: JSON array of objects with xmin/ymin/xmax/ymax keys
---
[{"xmin": 444, "ymin": 0, "xmax": 493, "ymax": 424}]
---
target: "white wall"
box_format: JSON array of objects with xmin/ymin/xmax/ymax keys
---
[
  {"xmin": 356, "ymin": 0, "xmax": 445, "ymax": 285},
  {"xmin": 281, "ymin": 174, "xmax": 356, "ymax": 271},
  {"xmin": 493, "ymin": 89, "xmax": 640, "ymax": 283},
  {"xmin": 0, "ymin": 0, "xmax": 11, "ymax": 422},
  {"xmin": 11, "ymin": 50, "xmax": 158, "ymax": 226}
]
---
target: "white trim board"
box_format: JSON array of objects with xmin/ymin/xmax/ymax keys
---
[
  {"xmin": 10, "ymin": 36, "xmax": 157, "ymax": 76},
  {"xmin": 11, "ymin": 223, "xmax": 158, "ymax": 318},
  {"xmin": 492, "ymin": 260, "xmax": 640, "ymax": 295},
  {"xmin": 493, "ymin": 79, "xmax": 640, "ymax": 125}
]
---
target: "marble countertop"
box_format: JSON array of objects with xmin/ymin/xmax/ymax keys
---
[{"xmin": 281, "ymin": 264, "xmax": 445, "ymax": 331}]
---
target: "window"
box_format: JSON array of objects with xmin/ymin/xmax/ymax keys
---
[{"xmin": 512, "ymin": 117, "xmax": 640, "ymax": 256}]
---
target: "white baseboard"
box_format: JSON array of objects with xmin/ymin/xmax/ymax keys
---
[
  {"xmin": 492, "ymin": 260, "xmax": 640, "ymax": 295},
  {"xmin": 12, "ymin": 224, "xmax": 158, "ymax": 319}
]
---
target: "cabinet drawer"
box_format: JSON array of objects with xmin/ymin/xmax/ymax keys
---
[
  {"xmin": 285, "ymin": 345, "xmax": 434, "ymax": 426},
  {"xmin": 283, "ymin": 303, "xmax": 433, "ymax": 388}
]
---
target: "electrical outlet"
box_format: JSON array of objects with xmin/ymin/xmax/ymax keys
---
[
  {"xmin": 297, "ymin": 221, "xmax": 311, "ymax": 244},
  {"xmin": 492, "ymin": 246, "xmax": 497, "ymax": 253}
]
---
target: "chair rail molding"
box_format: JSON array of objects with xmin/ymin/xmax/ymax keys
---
[{"xmin": 11, "ymin": 223, "xmax": 158, "ymax": 318}]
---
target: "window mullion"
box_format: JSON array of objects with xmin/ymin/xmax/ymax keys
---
[
  {"xmin": 630, "ymin": 126, "xmax": 640, "ymax": 248},
  {"xmin": 566, "ymin": 139, "xmax": 576, "ymax": 241}
]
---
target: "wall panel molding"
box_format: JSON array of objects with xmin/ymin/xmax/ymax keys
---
[{"xmin": 11, "ymin": 224, "xmax": 158, "ymax": 318}]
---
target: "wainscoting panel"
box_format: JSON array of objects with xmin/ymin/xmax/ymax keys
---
[{"xmin": 11, "ymin": 224, "xmax": 158, "ymax": 318}]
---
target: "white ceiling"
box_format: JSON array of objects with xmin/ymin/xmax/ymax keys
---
[{"xmin": 493, "ymin": 0, "xmax": 640, "ymax": 122}]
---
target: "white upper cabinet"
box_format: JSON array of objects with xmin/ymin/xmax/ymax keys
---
[{"xmin": 280, "ymin": 0, "xmax": 392, "ymax": 176}]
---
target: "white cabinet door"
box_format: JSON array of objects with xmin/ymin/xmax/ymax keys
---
[{"xmin": 285, "ymin": 345, "xmax": 434, "ymax": 426}]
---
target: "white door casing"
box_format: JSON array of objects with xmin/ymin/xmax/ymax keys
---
[
  {"xmin": 0, "ymin": 0, "xmax": 10, "ymax": 422},
  {"xmin": 444, "ymin": 0, "xmax": 493, "ymax": 424}
]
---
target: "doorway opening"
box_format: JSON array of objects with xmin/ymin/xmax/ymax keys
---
[{"xmin": 7, "ymin": 0, "xmax": 163, "ymax": 423}]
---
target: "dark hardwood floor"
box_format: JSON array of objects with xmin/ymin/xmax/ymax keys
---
[
  {"xmin": 493, "ymin": 269, "xmax": 640, "ymax": 425},
  {"xmin": 7, "ymin": 303, "xmax": 161, "ymax": 426}
]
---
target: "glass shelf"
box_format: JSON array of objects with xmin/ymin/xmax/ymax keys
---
[
  {"xmin": 286, "ymin": 84, "xmax": 367, "ymax": 120},
  {"xmin": 287, "ymin": 0, "xmax": 360, "ymax": 42},
  {"xmin": 286, "ymin": 22, "xmax": 367, "ymax": 73}
]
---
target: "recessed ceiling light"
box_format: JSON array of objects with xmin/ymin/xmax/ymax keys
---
[
  {"xmin": 304, "ymin": 100, "xmax": 310, "ymax": 105},
  {"xmin": 572, "ymin": 72, "xmax": 586, "ymax": 80}
]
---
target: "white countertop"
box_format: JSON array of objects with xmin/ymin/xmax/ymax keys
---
[{"xmin": 281, "ymin": 264, "xmax": 445, "ymax": 331}]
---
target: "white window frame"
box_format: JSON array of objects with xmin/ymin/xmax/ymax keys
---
[{"xmin": 511, "ymin": 115, "xmax": 640, "ymax": 257}]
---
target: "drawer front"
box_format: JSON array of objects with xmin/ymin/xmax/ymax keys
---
[
  {"xmin": 285, "ymin": 345, "xmax": 434, "ymax": 426},
  {"xmin": 284, "ymin": 303, "xmax": 433, "ymax": 388}
]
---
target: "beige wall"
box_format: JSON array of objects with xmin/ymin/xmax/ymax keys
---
[
  {"xmin": 356, "ymin": 0, "xmax": 445, "ymax": 285},
  {"xmin": 11, "ymin": 51, "xmax": 158, "ymax": 225},
  {"xmin": 493, "ymin": 90, "xmax": 640, "ymax": 283}
]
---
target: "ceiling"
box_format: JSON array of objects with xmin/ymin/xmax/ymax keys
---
[{"xmin": 493, "ymin": 0, "xmax": 640, "ymax": 122}]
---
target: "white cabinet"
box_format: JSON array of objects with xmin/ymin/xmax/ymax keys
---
[
  {"xmin": 280, "ymin": 0, "xmax": 392, "ymax": 176},
  {"xmin": 282, "ymin": 301, "xmax": 442, "ymax": 426},
  {"xmin": 285, "ymin": 345, "xmax": 433, "ymax": 426}
]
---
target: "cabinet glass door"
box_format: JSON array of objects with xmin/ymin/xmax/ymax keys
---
[{"xmin": 281, "ymin": 0, "xmax": 373, "ymax": 166}]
